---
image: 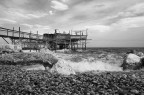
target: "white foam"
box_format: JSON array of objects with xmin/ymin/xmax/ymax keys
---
[
  {"xmin": 42, "ymin": 49, "xmax": 122, "ymax": 75},
  {"xmin": 51, "ymin": 58, "xmax": 122, "ymax": 75},
  {"xmin": 22, "ymin": 49, "xmax": 123, "ymax": 75},
  {"xmin": 51, "ymin": 59, "xmax": 76, "ymax": 75}
]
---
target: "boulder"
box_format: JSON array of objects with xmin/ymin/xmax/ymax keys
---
[
  {"xmin": 40, "ymin": 48, "xmax": 53, "ymax": 54},
  {"xmin": 0, "ymin": 44, "xmax": 22, "ymax": 53},
  {"xmin": 50, "ymin": 59, "xmax": 75, "ymax": 75},
  {"xmin": 121, "ymin": 53, "xmax": 142, "ymax": 70},
  {"xmin": 30, "ymin": 52, "xmax": 58, "ymax": 68},
  {"xmin": 137, "ymin": 52, "xmax": 144, "ymax": 57}
]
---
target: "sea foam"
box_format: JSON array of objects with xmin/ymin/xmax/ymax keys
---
[
  {"xmin": 51, "ymin": 58, "xmax": 122, "ymax": 75},
  {"xmin": 23, "ymin": 49, "xmax": 123, "ymax": 75}
]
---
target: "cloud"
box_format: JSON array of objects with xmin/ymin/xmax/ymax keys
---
[
  {"xmin": 34, "ymin": 24, "xmax": 50, "ymax": 30},
  {"xmin": 27, "ymin": 13, "xmax": 48, "ymax": 19},
  {"xmin": 11, "ymin": 0, "xmax": 28, "ymax": 6},
  {"xmin": 48, "ymin": 0, "xmax": 114, "ymax": 29},
  {"xmin": 49, "ymin": 11, "xmax": 54, "ymax": 15},
  {"xmin": 0, "ymin": 18, "xmax": 17, "ymax": 25},
  {"xmin": 6, "ymin": 8, "xmax": 29, "ymax": 19},
  {"xmin": 1, "ymin": 0, "xmax": 29, "ymax": 9},
  {"xmin": 0, "ymin": 1, "xmax": 49, "ymax": 25},
  {"xmin": 105, "ymin": 16, "xmax": 144, "ymax": 32},
  {"xmin": 21, "ymin": 23, "xmax": 50, "ymax": 29},
  {"xmin": 60, "ymin": 0, "xmax": 69, "ymax": 3},
  {"xmin": 85, "ymin": 15, "xmax": 144, "ymax": 33},
  {"xmin": 95, "ymin": 3, "xmax": 144, "ymax": 32},
  {"xmin": 4, "ymin": 8, "xmax": 49, "ymax": 22},
  {"xmin": 70, "ymin": 1, "xmax": 113, "ymax": 20},
  {"xmin": 105, "ymin": 3, "xmax": 144, "ymax": 24},
  {"xmin": 122, "ymin": 3, "xmax": 144, "ymax": 17},
  {"xmin": 21, "ymin": 23, "xmax": 33, "ymax": 28},
  {"xmin": 85, "ymin": 25, "xmax": 111, "ymax": 32},
  {"xmin": 51, "ymin": 0, "xmax": 69, "ymax": 11},
  {"xmin": 21, "ymin": 23, "xmax": 50, "ymax": 34},
  {"xmin": 112, "ymin": 16, "xmax": 144, "ymax": 29}
]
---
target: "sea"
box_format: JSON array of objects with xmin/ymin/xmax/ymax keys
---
[{"xmin": 23, "ymin": 47, "xmax": 144, "ymax": 75}]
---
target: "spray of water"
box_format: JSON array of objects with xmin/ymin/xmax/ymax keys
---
[
  {"xmin": 51, "ymin": 58, "xmax": 123, "ymax": 75},
  {"xmin": 23, "ymin": 49, "xmax": 123, "ymax": 75}
]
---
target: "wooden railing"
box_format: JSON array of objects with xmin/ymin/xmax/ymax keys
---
[{"xmin": 0, "ymin": 27, "xmax": 43, "ymax": 40}]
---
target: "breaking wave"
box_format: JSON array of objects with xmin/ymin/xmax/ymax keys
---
[
  {"xmin": 51, "ymin": 58, "xmax": 123, "ymax": 75},
  {"xmin": 23, "ymin": 49, "xmax": 123, "ymax": 75}
]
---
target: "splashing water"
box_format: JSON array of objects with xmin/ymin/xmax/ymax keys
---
[
  {"xmin": 70, "ymin": 61, "xmax": 122, "ymax": 72},
  {"xmin": 23, "ymin": 49, "xmax": 123, "ymax": 75},
  {"xmin": 51, "ymin": 58, "xmax": 123, "ymax": 75}
]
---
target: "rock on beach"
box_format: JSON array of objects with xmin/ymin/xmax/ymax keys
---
[
  {"xmin": 50, "ymin": 59, "xmax": 76, "ymax": 75},
  {"xmin": 121, "ymin": 53, "xmax": 143, "ymax": 70},
  {"xmin": 0, "ymin": 44, "xmax": 22, "ymax": 53}
]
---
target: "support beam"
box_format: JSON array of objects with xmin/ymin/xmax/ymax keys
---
[
  {"xmin": 30, "ymin": 31, "xmax": 31, "ymax": 52},
  {"xmin": 85, "ymin": 29, "xmax": 88, "ymax": 50},
  {"xmin": 7, "ymin": 29, "xmax": 8, "ymax": 36},
  {"xmin": 13, "ymin": 27, "xmax": 14, "ymax": 36},
  {"xmin": 37, "ymin": 31, "xmax": 38, "ymax": 52},
  {"xmin": 80, "ymin": 31, "xmax": 82, "ymax": 50},
  {"xmin": 55, "ymin": 39, "xmax": 57, "ymax": 52},
  {"xmin": 0, "ymin": 26, "xmax": 89, "ymax": 51},
  {"xmin": 12, "ymin": 27, "xmax": 15, "ymax": 44},
  {"xmin": 85, "ymin": 40, "xmax": 86, "ymax": 50},
  {"xmin": 70, "ymin": 30, "xmax": 72, "ymax": 50},
  {"xmin": 2, "ymin": 37, "xmax": 9, "ymax": 44},
  {"xmin": 19, "ymin": 27, "xmax": 21, "ymax": 45}
]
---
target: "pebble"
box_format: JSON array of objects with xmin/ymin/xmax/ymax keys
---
[
  {"xmin": 130, "ymin": 89, "xmax": 139, "ymax": 94},
  {"xmin": 132, "ymin": 74, "xmax": 137, "ymax": 78}
]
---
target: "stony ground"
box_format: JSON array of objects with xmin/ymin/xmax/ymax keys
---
[
  {"xmin": 0, "ymin": 65, "xmax": 144, "ymax": 95},
  {"xmin": 0, "ymin": 50, "xmax": 144, "ymax": 94}
]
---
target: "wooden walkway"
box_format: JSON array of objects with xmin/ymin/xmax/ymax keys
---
[
  {"xmin": 0, "ymin": 27, "xmax": 89, "ymax": 50},
  {"xmin": 0, "ymin": 27, "xmax": 43, "ymax": 41}
]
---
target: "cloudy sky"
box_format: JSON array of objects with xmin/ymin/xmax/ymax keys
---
[{"xmin": 0, "ymin": 0, "xmax": 144, "ymax": 47}]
